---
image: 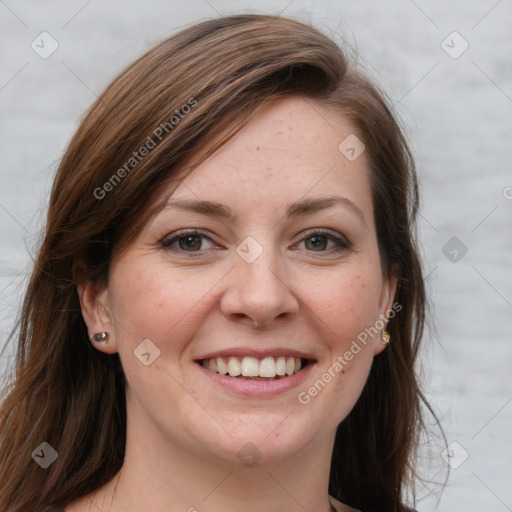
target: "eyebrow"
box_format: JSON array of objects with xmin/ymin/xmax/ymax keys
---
[
  {"xmin": 286, "ymin": 196, "xmax": 367, "ymax": 226},
  {"xmin": 164, "ymin": 196, "xmax": 367, "ymax": 226}
]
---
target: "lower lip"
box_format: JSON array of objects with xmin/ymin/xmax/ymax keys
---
[{"xmin": 196, "ymin": 362, "xmax": 315, "ymax": 397}]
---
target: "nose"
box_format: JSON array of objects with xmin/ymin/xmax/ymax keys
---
[{"xmin": 220, "ymin": 248, "xmax": 299, "ymax": 328}]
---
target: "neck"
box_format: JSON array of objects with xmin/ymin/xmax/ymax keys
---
[{"xmin": 89, "ymin": 406, "xmax": 338, "ymax": 512}]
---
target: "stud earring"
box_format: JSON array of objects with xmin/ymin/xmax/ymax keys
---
[
  {"xmin": 382, "ymin": 330, "xmax": 390, "ymax": 346},
  {"xmin": 90, "ymin": 332, "xmax": 109, "ymax": 343}
]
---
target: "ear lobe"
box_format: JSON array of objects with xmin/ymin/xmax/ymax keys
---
[
  {"xmin": 75, "ymin": 262, "xmax": 118, "ymax": 355},
  {"xmin": 378, "ymin": 268, "xmax": 398, "ymax": 315},
  {"xmin": 374, "ymin": 265, "xmax": 399, "ymax": 356}
]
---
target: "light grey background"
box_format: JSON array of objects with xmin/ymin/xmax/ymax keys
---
[{"xmin": 1, "ymin": 1, "xmax": 511, "ymax": 511}]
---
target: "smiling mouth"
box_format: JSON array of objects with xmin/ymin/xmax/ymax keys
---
[{"xmin": 196, "ymin": 356, "xmax": 310, "ymax": 381}]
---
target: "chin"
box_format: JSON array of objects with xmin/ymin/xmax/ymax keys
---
[{"xmin": 196, "ymin": 413, "xmax": 319, "ymax": 468}]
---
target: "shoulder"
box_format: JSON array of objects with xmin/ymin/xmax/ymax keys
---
[
  {"xmin": 56, "ymin": 498, "xmax": 87, "ymax": 512},
  {"xmin": 329, "ymin": 495, "xmax": 361, "ymax": 512},
  {"xmin": 329, "ymin": 496, "xmax": 417, "ymax": 512}
]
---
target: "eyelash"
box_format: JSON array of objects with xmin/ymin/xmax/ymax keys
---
[{"xmin": 161, "ymin": 228, "xmax": 351, "ymax": 256}]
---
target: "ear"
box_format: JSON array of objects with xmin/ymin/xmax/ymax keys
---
[
  {"xmin": 373, "ymin": 265, "xmax": 399, "ymax": 356},
  {"xmin": 74, "ymin": 261, "xmax": 118, "ymax": 355}
]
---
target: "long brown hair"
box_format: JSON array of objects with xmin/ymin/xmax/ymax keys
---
[{"xmin": 0, "ymin": 14, "xmax": 428, "ymax": 512}]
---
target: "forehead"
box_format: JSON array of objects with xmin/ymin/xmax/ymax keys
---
[{"xmin": 165, "ymin": 97, "xmax": 373, "ymax": 220}]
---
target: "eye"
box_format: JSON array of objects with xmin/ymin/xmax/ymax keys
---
[
  {"xmin": 294, "ymin": 229, "xmax": 350, "ymax": 253},
  {"xmin": 162, "ymin": 230, "xmax": 216, "ymax": 253}
]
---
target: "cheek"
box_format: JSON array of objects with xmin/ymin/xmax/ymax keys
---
[
  {"xmin": 294, "ymin": 268, "xmax": 381, "ymax": 424},
  {"xmin": 297, "ymin": 264, "xmax": 383, "ymax": 342},
  {"xmin": 107, "ymin": 256, "xmax": 227, "ymax": 354}
]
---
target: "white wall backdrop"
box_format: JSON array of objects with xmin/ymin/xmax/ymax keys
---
[{"xmin": 1, "ymin": 1, "xmax": 511, "ymax": 511}]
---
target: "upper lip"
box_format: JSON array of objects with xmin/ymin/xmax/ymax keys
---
[{"xmin": 195, "ymin": 347, "xmax": 317, "ymax": 361}]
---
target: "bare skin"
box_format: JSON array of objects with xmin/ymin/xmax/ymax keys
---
[{"xmin": 72, "ymin": 97, "xmax": 395, "ymax": 512}]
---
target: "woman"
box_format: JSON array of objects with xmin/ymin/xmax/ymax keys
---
[{"xmin": 0, "ymin": 14, "xmax": 429, "ymax": 512}]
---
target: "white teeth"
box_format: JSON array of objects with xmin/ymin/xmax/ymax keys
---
[
  {"xmin": 286, "ymin": 357, "xmax": 295, "ymax": 376},
  {"xmin": 241, "ymin": 356, "xmax": 259, "ymax": 377},
  {"xmin": 276, "ymin": 356, "xmax": 287, "ymax": 375},
  {"xmin": 259, "ymin": 357, "xmax": 276, "ymax": 377},
  {"xmin": 217, "ymin": 357, "xmax": 228, "ymax": 375},
  {"xmin": 203, "ymin": 355, "xmax": 305, "ymax": 378},
  {"xmin": 227, "ymin": 356, "xmax": 241, "ymax": 376}
]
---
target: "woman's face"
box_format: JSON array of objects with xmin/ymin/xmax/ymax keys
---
[{"xmin": 86, "ymin": 97, "xmax": 396, "ymax": 467}]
